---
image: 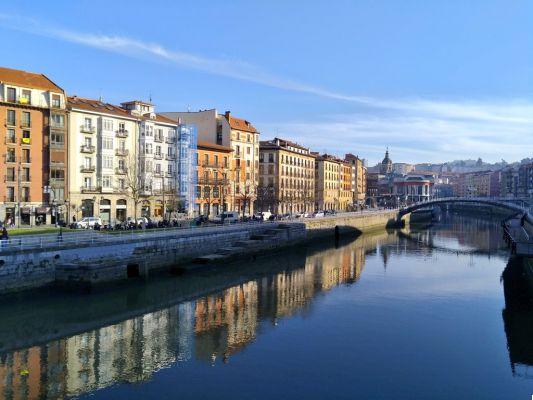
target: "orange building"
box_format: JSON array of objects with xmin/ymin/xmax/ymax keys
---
[
  {"xmin": 0, "ymin": 67, "xmax": 67, "ymax": 226},
  {"xmin": 195, "ymin": 140, "xmax": 233, "ymax": 216}
]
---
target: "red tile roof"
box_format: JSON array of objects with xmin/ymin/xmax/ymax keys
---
[
  {"xmin": 0, "ymin": 66, "xmax": 64, "ymax": 93},
  {"xmin": 197, "ymin": 140, "xmax": 233, "ymax": 152},
  {"xmin": 68, "ymin": 96, "xmax": 134, "ymax": 119},
  {"xmin": 223, "ymin": 113, "xmax": 258, "ymax": 133}
]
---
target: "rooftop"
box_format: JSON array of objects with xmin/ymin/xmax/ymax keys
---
[{"xmin": 0, "ymin": 66, "xmax": 64, "ymax": 93}]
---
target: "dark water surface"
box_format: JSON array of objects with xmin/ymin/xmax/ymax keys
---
[{"xmin": 1, "ymin": 214, "xmax": 532, "ymax": 399}]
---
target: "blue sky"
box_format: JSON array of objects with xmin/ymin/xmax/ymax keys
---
[{"xmin": 1, "ymin": 0, "xmax": 531, "ymax": 165}]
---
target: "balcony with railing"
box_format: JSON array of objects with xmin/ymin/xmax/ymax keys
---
[
  {"xmin": 5, "ymin": 154, "xmax": 17, "ymax": 163},
  {"xmin": 165, "ymin": 153, "xmax": 176, "ymax": 160},
  {"xmin": 80, "ymin": 186, "xmax": 99, "ymax": 193},
  {"xmin": 153, "ymin": 171, "xmax": 162, "ymax": 177},
  {"xmin": 4, "ymin": 175, "xmax": 15, "ymax": 183},
  {"xmin": 115, "ymin": 129, "xmax": 129, "ymax": 138},
  {"xmin": 20, "ymin": 156, "xmax": 31, "ymax": 164},
  {"xmin": 80, "ymin": 165, "xmax": 95, "ymax": 173},
  {"xmin": 80, "ymin": 144, "xmax": 95, "ymax": 153},
  {"xmin": 115, "ymin": 148, "xmax": 129, "ymax": 157},
  {"xmin": 202, "ymin": 161, "xmax": 227, "ymax": 169},
  {"xmin": 20, "ymin": 174, "xmax": 31, "ymax": 183},
  {"xmin": 165, "ymin": 136, "xmax": 176, "ymax": 144},
  {"xmin": 198, "ymin": 178, "xmax": 228, "ymax": 186},
  {"xmin": 5, "ymin": 135, "xmax": 16, "ymax": 145},
  {"xmin": 50, "ymin": 141, "xmax": 65, "ymax": 149},
  {"xmin": 154, "ymin": 134, "xmax": 163, "ymax": 143},
  {"xmin": 115, "ymin": 167, "xmax": 127, "ymax": 175},
  {"xmin": 3, "ymin": 195, "xmax": 15, "ymax": 203},
  {"xmin": 165, "ymin": 171, "xmax": 174, "ymax": 178},
  {"xmin": 80, "ymin": 125, "xmax": 96, "ymax": 134},
  {"xmin": 154, "ymin": 152, "xmax": 163, "ymax": 160},
  {"xmin": 5, "ymin": 119, "xmax": 16, "ymax": 127},
  {"xmin": 50, "ymin": 178, "xmax": 65, "ymax": 187}
]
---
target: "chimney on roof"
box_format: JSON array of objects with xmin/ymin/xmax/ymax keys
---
[{"xmin": 225, "ymin": 111, "xmax": 231, "ymax": 120}]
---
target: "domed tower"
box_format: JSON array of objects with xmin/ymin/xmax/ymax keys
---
[{"xmin": 380, "ymin": 148, "xmax": 393, "ymax": 174}]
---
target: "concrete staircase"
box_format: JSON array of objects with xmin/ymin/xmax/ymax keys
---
[{"xmin": 193, "ymin": 223, "xmax": 306, "ymax": 264}]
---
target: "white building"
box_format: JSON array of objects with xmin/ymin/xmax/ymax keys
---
[{"xmin": 68, "ymin": 96, "xmax": 138, "ymax": 224}]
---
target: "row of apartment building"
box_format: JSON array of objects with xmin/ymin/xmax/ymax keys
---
[{"xmin": 0, "ymin": 66, "xmax": 367, "ymax": 226}]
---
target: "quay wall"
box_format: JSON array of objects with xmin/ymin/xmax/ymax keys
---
[{"xmin": 303, "ymin": 210, "xmax": 401, "ymax": 238}]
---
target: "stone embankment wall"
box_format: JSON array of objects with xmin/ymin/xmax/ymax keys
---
[
  {"xmin": 303, "ymin": 210, "xmax": 401, "ymax": 238},
  {"xmin": 0, "ymin": 211, "xmax": 402, "ymax": 294},
  {"xmin": 0, "ymin": 222, "xmax": 307, "ymax": 294}
]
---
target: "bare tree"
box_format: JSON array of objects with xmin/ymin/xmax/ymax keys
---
[
  {"xmin": 123, "ymin": 152, "xmax": 146, "ymax": 220},
  {"xmin": 236, "ymin": 182, "xmax": 256, "ymax": 218}
]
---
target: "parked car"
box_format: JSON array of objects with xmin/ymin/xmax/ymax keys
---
[
  {"xmin": 313, "ymin": 211, "xmax": 325, "ymax": 218},
  {"xmin": 212, "ymin": 211, "xmax": 240, "ymax": 224},
  {"xmin": 76, "ymin": 217, "xmax": 102, "ymax": 229},
  {"xmin": 254, "ymin": 211, "xmax": 272, "ymax": 221}
]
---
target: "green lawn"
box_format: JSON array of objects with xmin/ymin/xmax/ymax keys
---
[{"xmin": 7, "ymin": 227, "xmax": 73, "ymax": 236}]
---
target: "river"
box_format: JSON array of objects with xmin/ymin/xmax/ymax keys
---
[{"xmin": 0, "ymin": 213, "xmax": 532, "ymax": 399}]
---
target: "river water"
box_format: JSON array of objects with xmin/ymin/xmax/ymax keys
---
[{"xmin": 0, "ymin": 213, "xmax": 532, "ymax": 399}]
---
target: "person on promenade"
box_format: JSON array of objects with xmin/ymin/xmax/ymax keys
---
[{"xmin": 1, "ymin": 227, "xmax": 8, "ymax": 241}]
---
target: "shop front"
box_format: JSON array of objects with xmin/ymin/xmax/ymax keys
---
[
  {"xmin": 81, "ymin": 199, "xmax": 95, "ymax": 218},
  {"xmin": 99, "ymin": 199, "xmax": 111, "ymax": 224},
  {"xmin": 35, "ymin": 207, "xmax": 50, "ymax": 225},
  {"xmin": 141, "ymin": 200, "xmax": 151, "ymax": 218},
  {"xmin": 116, "ymin": 199, "xmax": 127, "ymax": 222}
]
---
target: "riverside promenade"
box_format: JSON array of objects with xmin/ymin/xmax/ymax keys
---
[{"xmin": 0, "ymin": 209, "xmax": 401, "ymax": 294}]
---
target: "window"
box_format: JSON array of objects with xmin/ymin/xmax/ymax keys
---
[
  {"xmin": 21, "ymin": 187, "xmax": 29, "ymax": 202},
  {"xmin": 103, "ymin": 119, "xmax": 113, "ymax": 131},
  {"xmin": 103, "ymin": 155, "xmax": 113, "ymax": 169},
  {"xmin": 145, "ymin": 143, "xmax": 152, "ymax": 154},
  {"xmin": 21, "ymin": 112, "xmax": 31, "ymax": 127},
  {"xmin": 6, "ymin": 129, "xmax": 15, "ymax": 143},
  {"xmin": 52, "ymin": 94, "xmax": 61, "ymax": 108},
  {"xmin": 145, "ymin": 161, "xmax": 152, "ymax": 173},
  {"xmin": 103, "ymin": 137, "xmax": 113, "ymax": 150},
  {"xmin": 155, "ymin": 163, "xmax": 161, "ymax": 174},
  {"xmin": 118, "ymin": 159, "xmax": 125, "ymax": 170},
  {"xmin": 118, "ymin": 122, "xmax": 126, "ymax": 132},
  {"xmin": 6, "ymin": 168, "xmax": 15, "ymax": 181},
  {"xmin": 7, "ymin": 110, "xmax": 15, "ymax": 126},
  {"xmin": 214, "ymin": 155, "xmax": 219, "ymax": 165},
  {"xmin": 224, "ymin": 156, "xmax": 228, "ymax": 167},
  {"xmin": 84, "ymin": 157, "xmax": 92, "ymax": 168},
  {"xmin": 102, "ymin": 175, "xmax": 112, "ymax": 188},
  {"xmin": 84, "ymin": 177, "xmax": 92, "ymax": 188},
  {"xmin": 22, "ymin": 149, "xmax": 30, "ymax": 163},
  {"xmin": 204, "ymin": 154, "xmax": 209, "ymax": 164},
  {"xmin": 269, "ymin": 153, "xmax": 274, "ymax": 163},
  {"xmin": 22, "ymin": 130, "xmax": 30, "ymax": 144},
  {"xmin": 22, "ymin": 168, "xmax": 30, "ymax": 181},
  {"xmin": 84, "ymin": 137, "xmax": 92, "ymax": 147},
  {"xmin": 21, "ymin": 89, "xmax": 31, "ymax": 103},
  {"xmin": 51, "ymin": 114, "xmax": 64, "ymax": 128},
  {"xmin": 168, "ymin": 164, "xmax": 173, "ymax": 174},
  {"xmin": 235, "ymin": 145, "xmax": 240, "ymax": 156},
  {"xmin": 6, "ymin": 187, "xmax": 15, "ymax": 202},
  {"xmin": 155, "ymin": 145, "xmax": 161, "ymax": 156},
  {"xmin": 84, "ymin": 117, "xmax": 92, "ymax": 129},
  {"xmin": 118, "ymin": 179, "xmax": 125, "ymax": 190},
  {"xmin": 196, "ymin": 186, "xmax": 201, "ymax": 198},
  {"xmin": 7, "ymin": 87, "xmax": 16, "ymax": 102}
]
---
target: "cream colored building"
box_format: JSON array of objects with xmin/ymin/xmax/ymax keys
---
[
  {"xmin": 68, "ymin": 96, "xmax": 138, "ymax": 224},
  {"xmin": 161, "ymin": 109, "xmax": 260, "ymax": 215},
  {"xmin": 315, "ymin": 154, "xmax": 342, "ymax": 211},
  {"xmin": 257, "ymin": 138, "xmax": 315, "ymax": 214}
]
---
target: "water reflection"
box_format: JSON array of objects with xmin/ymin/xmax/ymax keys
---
[{"xmin": 0, "ymin": 214, "xmax": 523, "ymax": 399}]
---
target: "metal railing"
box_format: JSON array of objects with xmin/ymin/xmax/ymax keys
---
[
  {"xmin": 80, "ymin": 125, "xmax": 95, "ymax": 134},
  {"xmin": 0, "ymin": 220, "xmax": 281, "ymax": 253},
  {"xmin": 80, "ymin": 145, "xmax": 95, "ymax": 153},
  {"xmin": 115, "ymin": 130, "xmax": 128, "ymax": 138}
]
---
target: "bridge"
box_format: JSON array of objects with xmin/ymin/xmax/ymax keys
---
[
  {"xmin": 399, "ymin": 197, "xmax": 531, "ymax": 218},
  {"xmin": 400, "ymin": 197, "xmax": 533, "ymax": 257}
]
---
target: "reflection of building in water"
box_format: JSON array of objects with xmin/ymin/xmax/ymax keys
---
[
  {"xmin": 194, "ymin": 281, "xmax": 259, "ymax": 362},
  {"xmin": 0, "ymin": 238, "xmax": 373, "ymax": 399}
]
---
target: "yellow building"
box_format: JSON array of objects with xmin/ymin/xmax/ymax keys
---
[
  {"xmin": 315, "ymin": 154, "xmax": 342, "ymax": 211},
  {"xmin": 258, "ymin": 138, "xmax": 315, "ymax": 214}
]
